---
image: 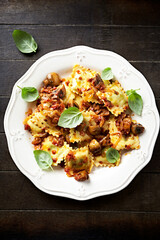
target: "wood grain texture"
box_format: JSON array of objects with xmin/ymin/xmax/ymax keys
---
[
  {"xmin": 0, "ymin": 25, "xmax": 160, "ymax": 61},
  {"xmin": 0, "ymin": 0, "xmax": 112, "ymax": 25},
  {"xmin": 0, "ymin": 97, "xmax": 9, "ymax": 132},
  {"xmin": 0, "ymin": 211, "xmax": 160, "ymax": 240},
  {"xmin": 0, "ymin": 0, "xmax": 159, "ymax": 25}
]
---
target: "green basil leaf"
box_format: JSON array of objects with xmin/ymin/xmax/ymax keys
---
[
  {"xmin": 18, "ymin": 86, "xmax": 39, "ymax": 102},
  {"xmin": 58, "ymin": 107, "xmax": 83, "ymax": 128},
  {"xmin": 101, "ymin": 67, "xmax": 114, "ymax": 80},
  {"xmin": 33, "ymin": 150, "xmax": 53, "ymax": 170},
  {"xmin": 128, "ymin": 92, "xmax": 143, "ymax": 116},
  {"xmin": 126, "ymin": 89, "xmax": 140, "ymax": 96},
  {"xmin": 106, "ymin": 147, "xmax": 120, "ymax": 163},
  {"xmin": 12, "ymin": 30, "xmax": 38, "ymax": 53}
]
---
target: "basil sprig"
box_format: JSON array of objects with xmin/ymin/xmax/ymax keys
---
[
  {"xmin": 126, "ymin": 89, "xmax": 143, "ymax": 116},
  {"xmin": 34, "ymin": 150, "xmax": 53, "ymax": 170},
  {"xmin": 18, "ymin": 86, "xmax": 39, "ymax": 102},
  {"xmin": 101, "ymin": 67, "xmax": 114, "ymax": 80},
  {"xmin": 106, "ymin": 148, "xmax": 120, "ymax": 163},
  {"xmin": 12, "ymin": 30, "xmax": 38, "ymax": 53},
  {"xmin": 58, "ymin": 107, "xmax": 83, "ymax": 128}
]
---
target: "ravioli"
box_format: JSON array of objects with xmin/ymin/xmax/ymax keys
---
[
  {"xmin": 24, "ymin": 111, "xmax": 62, "ymax": 137},
  {"xmin": 69, "ymin": 64, "xmax": 98, "ymax": 95},
  {"xmin": 109, "ymin": 118, "xmax": 140, "ymax": 150},
  {"xmin": 69, "ymin": 128, "xmax": 91, "ymax": 143},
  {"xmin": 41, "ymin": 136, "xmax": 71, "ymax": 166},
  {"xmin": 97, "ymin": 81, "xmax": 128, "ymax": 116},
  {"xmin": 24, "ymin": 111, "xmax": 48, "ymax": 136},
  {"xmin": 65, "ymin": 146, "xmax": 93, "ymax": 176},
  {"xmin": 93, "ymin": 147, "xmax": 121, "ymax": 167}
]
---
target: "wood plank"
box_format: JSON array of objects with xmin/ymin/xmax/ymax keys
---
[
  {"xmin": 0, "ymin": 0, "xmax": 159, "ymax": 26},
  {"xmin": 112, "ymin": 0, "xmax": 160, "ymax": 26},
  {"xmin": 0, "ymin": 25, "xmax": 159, "ymax": 61},
  {"xmin": 0, "ymin": 211, "xmax": 160, "ymax": 239},
  {"xmin": 111, "ymin": 27, "xmax": 160, "ymax": 62},
  {"xmin": 0, "ymin": 60, "xmax": 34, "ymax": 96},
  {"xmin": 0, "ymin": 134, "xmax": 18, "ymax": 171},
  {"xmin": 0, "ymin": 0, "xmax": 112, "ymax": 25},
  {"xmin": 0, "ymin": 61, "xmax": 160, "ymax": 97},
  {"xmin": 131, "ymin": 62, "xmax": 160, "ymax": 98},
  {"xmin": 0, "ymin": 171, "xmax": 160, "ymax": 211},
  {"xmin": 0, "ymin": 97, "xmax": 9, "ymax": 132}
]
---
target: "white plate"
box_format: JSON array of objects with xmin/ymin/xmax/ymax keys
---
[{"xmin": 4, "ymin": 46, "xmax": 160, "ymax": 200}]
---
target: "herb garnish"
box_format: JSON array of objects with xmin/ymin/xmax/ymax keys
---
[
  {"xmin": 126, "ymin": 89, "xmax": 143, "ymax": 116},
  {"xmin": 106, "ymin": 148, "xmax": 120, "ymax": 163},
  {"xmin": 18, "ymin": 86, "xmax": 39, "ymax": 102},
  {"xmin": 58, "ymin": 107, "xmax": 83, "ymax": 128},
  {"xmin": 12, "ymin": 30, "xmax": 38, "ymax": 53},
  {"xmin": 101, "ymin": 67, "xmax": 114, "ymax": 80},
  {"xmin": 33, "ymin": 150, "xmax": 53, "ymax": 170}
]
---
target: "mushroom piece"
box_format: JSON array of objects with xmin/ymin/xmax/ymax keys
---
[
  {"xmin": 54, "ymin": 84, "xmax": 66, "ymax": 98},
  {"xmin": 32, "ymin": 137, "xmax": 42, "ymax": 145},
  {"xmin": 91, "ymin": 73, "xmax": 105, "ymax": 90},
  {"xmin": 122, "ymin": 117, "xmax": 132, "ymax": 135},
  {"xmin": 38, "ymin": 132, "xmax": 48, "ymax": 138},
  {"xmin": 74, "ymin": 170, "xmax": 89, "ymax": 181},
  {"xmin": 89, "ymin": 139, "xmax": 101, "ymax": 156},
  {"xmin": 43, "ymin": 72, "xmax": 61, "ymax": 86},
  {"xmin": 88, "ymin": 125, "xmax": 101, "ymax": 135},
  {"xmin": 131, "ymin": 123, "xmax": 144, "ymax": 135}
]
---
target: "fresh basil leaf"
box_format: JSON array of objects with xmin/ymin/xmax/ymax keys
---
[
  {"xmin": 106, "ymin": 147, "xmax": 120, "ymax": 163},
  {"xmin": 101, "ymin": 67, "xmax": 114, "ymax": 80},
  {"xmin": 58, "ymin": 107, "xmax": 83, "ymax": 128},
  {"xmin": 18, "ymin": 86, "xmax": 39, "ymax": 102},
  {"xmin": 33, "ymin": 150, "xmax": 53, "ymax": 170},
  {"xmin": 126, "ymin": 89, "xmax": 140, "ymax": 96},
  {"xmin": 128, "ymin": 92, "xmax": 143, "ymax": 116},
  {"xmin": 12, "ymin": 29, "xmax": 38, "ymax": 53}
]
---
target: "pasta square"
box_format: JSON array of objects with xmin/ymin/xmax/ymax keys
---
[
  {"xmin": 93, "ymin": 147, "xmax": 121, "ymax": 167},
  {"xmin": 41, "ymin": 136, "xmax": 71, "ymax": 166},
  {"xmin": 69, "ymin": 64, "xmax": 98, "ymax": 95},
  {"xmin": 97, "ymin": 81, "xmax": 128, "ymax": 116},
  {"xmin": 109, "ymin": 118, "xmax": 140, "ymax": 150},
  {"xmin": 65, "ymin": 147, "xmax": 93, "ymax": 176}
]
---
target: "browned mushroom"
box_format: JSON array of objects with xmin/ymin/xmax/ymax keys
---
[
  {"xmin": 89, "ymin": 139, "xmax": 101, "ymax": 155},
  {"xmin": 38, "ymin": 132, "xmax": 48, "ymax": 138},
  {"xmin": 122, "ymin": 117, "xmax": 132, "ymax": 135},
  {"xmin": 53, "ymin": 84, "xmax": 66, "ymax": 98},
  {"xmin": 32, "ymin": 137, "xmax": 42, "ymax": 145},
  {"xmin": 43, "ymin": 72, "xmax": 61, "ymax": 86},
  {"xmin": 90, "ymin": 73, "xmax": 105, "ymax": 90},
  {"xmin": 131, "ymin": 123, "xmax": 144, "ymax": 135},
  {"xmin": 116, "ymin": 113, "xmax": 132, "ymax": 135},
  {"xmin": 74, "ymin": 170, "xmax": 89, "ymax": 181},
  {"xmin": 65, "ymin": 134, "xmax": 70, "ymax": 144},
  {"xmin": 88, "ymin": 125, "xmax": 101, "ymax": 135}
]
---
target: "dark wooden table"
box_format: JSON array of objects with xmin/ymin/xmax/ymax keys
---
[{"xmin": 0, "ymin": 0, "xmax": 160, "ymax": 239}]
